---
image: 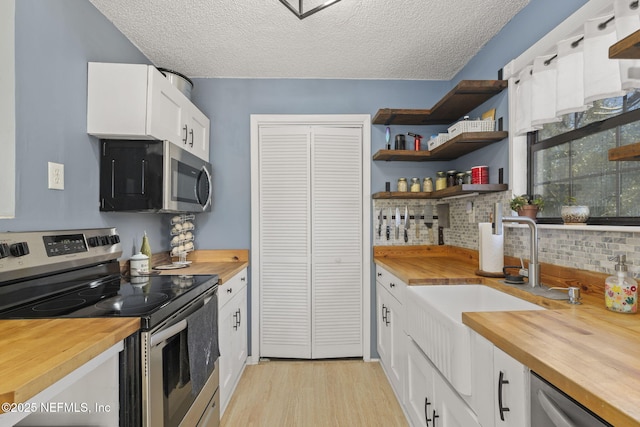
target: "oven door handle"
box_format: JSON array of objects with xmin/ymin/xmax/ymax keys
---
[
  {"xmin": 150, "ymin": 319, "xmax": 187, "ymax": 347},
  {"xmin": 537, "ymin": 389, "xmax": 576, "ymax": 427}
]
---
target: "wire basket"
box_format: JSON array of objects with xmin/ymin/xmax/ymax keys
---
[
  {"xmin": 448, "ymin": 119, "xmax": 495, "ymax": 138},
  {"xmin": 427, "ymin": 133, "xmax": 450, "ymax": 151}
]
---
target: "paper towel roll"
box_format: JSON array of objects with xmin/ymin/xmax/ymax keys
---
[{"xmin": 478, "ymin": 223, "xmax": 504, "ymax": 273}]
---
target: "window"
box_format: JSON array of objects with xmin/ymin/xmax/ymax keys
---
[{"xmin": 529, "ymin": 90, "xmax": 640, "ymax": 225}]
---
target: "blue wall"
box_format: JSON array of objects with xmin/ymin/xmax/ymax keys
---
[{"xmin": 1, "ymin": 0, "xmax": 167, "ymax": 255}]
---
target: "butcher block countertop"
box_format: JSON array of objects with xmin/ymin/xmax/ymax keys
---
[
  {"xmin": 147, "ymin": 249, "xmax": 249, "ymax": 284},
  {"xmin": 374, "ymin": 245, "xmax": 640, "ymax": 427},
  {"xmin": 0, "ymin": 318, "xmax": 139, "ymax": 411}
]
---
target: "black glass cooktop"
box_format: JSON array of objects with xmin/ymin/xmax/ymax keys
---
[{"xmin": 0, "ymin": 273, "xmax": 218, "ymax": 330}]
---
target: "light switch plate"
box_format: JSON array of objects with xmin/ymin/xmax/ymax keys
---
[{"xmin": 48, "ymin": 162, "xmax": 64, "ymax": 190}]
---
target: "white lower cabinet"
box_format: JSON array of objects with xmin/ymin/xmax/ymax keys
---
[
  {"xmin": 472, "ymin": 332, "xmax": 529, "ymax": 427},
  {"xmin": 375, "ymin": 269, "xmax": 532, "ymax": 427},
  {"xmin": 6, "ymin": 343, "xmax": 122, "ymax": 427},
  {"xmin": 376, "ymin": 282, "xmax": 404, "ymax": 399},
  {"xmin": 406, "ymin": 337, "xmax": 480, "ymax": 427},
  {"xmin": 376, "ymin": 266, "xmax": 407, "ymax": 403},
  {"xmin": 218, "ymin": 268, "xmax": 248, "ymax": 415}
]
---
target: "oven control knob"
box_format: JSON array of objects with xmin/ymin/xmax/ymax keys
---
[
  {"xmin": 10, "ymin": 242, "xmax": 30, "ymax": 257},
  {"xmin": 0, "ymin": 243, "xmax": 9, "ymax": 259},
  {"xmin": 109, "ymin": 235, "xmax": 120, "ymax": 244},
  {"xmin": 100, "ymin": 235, "xmax": 109, "ymax": 246},
  {"xmin": 87, "ymin": 236, "xmax": 99, "ymax": 247}
]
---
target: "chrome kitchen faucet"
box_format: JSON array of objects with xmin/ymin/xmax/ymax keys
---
[{"xmin": 492, "ymin": 202, "xmax": 541, "ymax": 289}]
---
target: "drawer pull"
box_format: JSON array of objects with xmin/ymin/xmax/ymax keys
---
[
  {"xmin": 390, "ymin": 282, "xmax": 396, "ymax": 288},
  {"xmin": 241, "ymin": 276, "xmax": 246, "ymax": 282},
  {"xmin": 498, "ymin": 371, "xmax": 510, "ymax": 421},
  {"xmin": 227, "ymin": 288, "xmax": 233, "ymax": 294}
]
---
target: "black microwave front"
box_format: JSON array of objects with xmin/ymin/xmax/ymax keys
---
[{"xmin": 99, "ymin": 140, "xmax": 212, "ymax": 213}]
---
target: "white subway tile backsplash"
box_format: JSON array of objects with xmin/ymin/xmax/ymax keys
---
[{"xmin": 372, "ymin": 191, "xmax": 640, "ymax": 277}]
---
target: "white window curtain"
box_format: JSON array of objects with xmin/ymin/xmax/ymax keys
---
[
  {"xmin": 584, "ymin": 13, "xmax": 626, "ymax": 103},
  {"xmin": 514, "ymin": 0, "xmax": 640, "ymax": 132},
  {"xmin": 531, "ymin": 54, "xmax": 561, "ymax": 127},
  {"xmin": 514, "ymin": 65, "xmax": 540, "ymax": 136},
  {"xmin": 614, "ymin": 0, "xmax": 640, "ymax": 89},
  {"xmin": 556, "ymin": 35, "xmax": 592, "ymax": 116}
]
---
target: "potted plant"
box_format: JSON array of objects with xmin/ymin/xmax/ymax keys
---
[
  {"xmin": 510, "ymin": 194, "xmax": 544, "ymax": 220},
  {"xmin": 561, "ymin": 196, "xmax": 589, "ymax": 224}
]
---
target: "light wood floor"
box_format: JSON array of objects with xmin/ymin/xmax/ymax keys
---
[{"xmin": 221, "ymin": 359, "xmax": 408, "ymax": 427}]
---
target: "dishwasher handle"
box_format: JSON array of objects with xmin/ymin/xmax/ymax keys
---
[{"xmin": 537, "ymin": 389, "xmax": 577, "ymax": 427}]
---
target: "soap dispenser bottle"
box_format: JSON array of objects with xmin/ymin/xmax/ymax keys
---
[{"xmin": 605, "ymin": 255, "xmax": 637, "ymax": 314}]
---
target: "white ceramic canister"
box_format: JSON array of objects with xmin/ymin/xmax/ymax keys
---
[{"xmin": 130, "ymin": 252, "xmax": 149, "ymax": 276}]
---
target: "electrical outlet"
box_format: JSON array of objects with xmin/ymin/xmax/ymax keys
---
[{"xmin": 48, "ymin": 162, "xmax": 64, "ymax": 190}]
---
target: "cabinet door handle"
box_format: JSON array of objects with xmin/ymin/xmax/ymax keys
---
[
  {"xmin": 385, "ymin": 307, "xmax": 390, "ymax": 326},
  {"xmin": 182, "ymin": 125, "xmax": 188, "ymax": 144},
  {"xmin": 498, "ymin": 370, "xmax": 510, "ymax": 421},
  {"xmin": 189, "ymin": 128, "xmax": 194, "ymax": 147},
  {"xmin": 381, "ymin": 304, "xmax": 387, "ymax": 324},
  {"xmin": 236, "ymin": 309, "xmax": 241, "ymax": 328},
  {"xmin": 432, "ymin": 410, "xmax": 439, "ymax": 427},
  {"xmin": 233, "ymin": 310, "xmax": 241, "ymax": 330},
  {"xmin": 424, "ymin": 397, "xmax": 432, "ymax": 426}
]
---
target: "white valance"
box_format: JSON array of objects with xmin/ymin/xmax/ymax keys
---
[{"xmin": 512, "ymin": 0, "xmax": 640, "ymax": 135}]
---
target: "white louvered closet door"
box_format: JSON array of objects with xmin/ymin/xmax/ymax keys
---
[
  {"xmin": 259, "ymin": 126, "xmax": 312, "ymax": 358},
  {"xmin": 311, "ymin": 127, "xmax": 362, "ymax": 358},
  {"xmin": 258, "ymin": 125, "xmax": 363, "ymax": 359}
]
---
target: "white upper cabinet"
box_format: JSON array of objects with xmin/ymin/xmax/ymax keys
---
[{"xmin": 87, "ymin": 62, "xmax": 210, "ymax": 161}]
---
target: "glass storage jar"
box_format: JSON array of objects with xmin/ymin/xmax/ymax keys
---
[
  {"xmin": 422, "ymin": 177, "xmax": 433, "ymax": 192},
  {"xmin": 397, "ymin": 177, "xmax": 408, "ymax": 192},
  {"xmin": 435, "ymin": 172, "xmax": 447, "ymax": 191},
  {"xmin": 410, "ymin": 178, "xmax": 421, "ymax": 192},
  {"xmin": 446, "ymin": 170, "xmax": 457, "ymax": 187}
]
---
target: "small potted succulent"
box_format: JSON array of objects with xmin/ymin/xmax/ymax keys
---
[
  {"xmin": 510, "ymin": 194, "xmax": 544, "ymax": 220},
  {"xmin": 561, "ymin": 196, "xmax": 589, "ymax": 224}
]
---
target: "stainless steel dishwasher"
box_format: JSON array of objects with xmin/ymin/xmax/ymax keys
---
[{"xmin": 530, "ymin": 371, "xmax": 612, "ymax": 427}]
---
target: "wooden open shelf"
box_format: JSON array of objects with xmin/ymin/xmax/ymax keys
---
[
  {"xmin": 609, "ymin": 29, "xmax": 640, "ymax": 59},
  {"xmin": 609, "ymin": 142, "xmax": 640, "ymax": 161},
  {"xmin": 372, "ymin": 80, "xmax": 508, "ymax": 125},
  {"xmin": 373, "ymin": 131, "xmax": 508, "ymax": 162},
  {"xmin": 372, "ymin": 184, "xmax": 508, "ymax": 199}
]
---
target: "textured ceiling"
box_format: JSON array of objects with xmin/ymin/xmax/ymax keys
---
[{"xmin": 88, "ymin": 0, "xmax": 530, "ymax": 80}]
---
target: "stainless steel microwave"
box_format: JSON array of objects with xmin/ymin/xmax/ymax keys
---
[{"xmin": 100, "ymin": 140, "xmax": 212, "ymax": 213}]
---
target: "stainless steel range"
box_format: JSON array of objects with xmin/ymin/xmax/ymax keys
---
[{"xmin": 0, "ymin": 228, "xmax": 220, "ymax": 427}]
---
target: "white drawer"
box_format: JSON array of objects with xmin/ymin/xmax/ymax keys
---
[
  {"xmin": 375, "ymin": 266, "xmax": 406, "ymax": 304},
  {"xmin": 218, "ymin": 267, "xmax": 248, "ymax": 308}
]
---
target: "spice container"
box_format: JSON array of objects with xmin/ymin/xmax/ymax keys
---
[
  {"xmin": 410, "ymin": 178, "xmax": 421, "ymax": 192},
  {"xmin": 435, "ymin": 172, "xmax": 447, "ymax": 191},
  {"xmin": 397, "ymin": 178, "xmax": 408, "ymax": 192},
  {"xmin": 464, "ymin": 171, "xmax": 472, "ymax": 184},
  {"xmin": 446, "ymin": 170, "xmax": 458, "ymax": 187},
  {"xmin": 130, "ymin": 252, "xmax": 149, "ymax": 277},
  {"xmin": 456, "ymin": 172, "xmax": 466, "ymax": 186},
  {"xmin": 422, "ymin": 177, "xmax": 433, "ymax": 192}
]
